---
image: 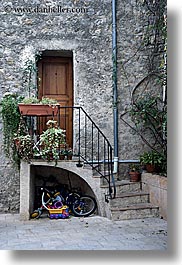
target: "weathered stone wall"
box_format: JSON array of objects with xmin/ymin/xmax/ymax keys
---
[
  {"xmin": 0, "ymin": 0, "xmax": 113, "ymax": 212},
  {"xmin": 0, "ymin": 0, "xmax": 165, "ymax": 212},
  {"xmin": 0, "ymin": 120, "xmax": 20, "ymax": 212},
  {"xmin": 0, "ymin": 0, "xmax": 113, "ymax": 133},
  {"xmin": 117, "ymin": 0, "xmax": 153, "ymax": 160}
]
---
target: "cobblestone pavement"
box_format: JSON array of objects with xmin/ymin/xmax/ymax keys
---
[{"xmin": 0, "ymin": 214, "xmax": 167, "ymax": 250}]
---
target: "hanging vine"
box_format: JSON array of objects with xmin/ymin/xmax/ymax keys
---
[
  {"xmin": 120, "ymin": 0, "xmax": 167, "ymax": 173},
  {"xmin": 0, "ymin": 93, "xmax": 24, "ymax": 163}
]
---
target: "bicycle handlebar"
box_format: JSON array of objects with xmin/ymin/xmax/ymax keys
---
[{"xmin": 41, "ymin": 187, "xmax": 54, "ymax": 194}]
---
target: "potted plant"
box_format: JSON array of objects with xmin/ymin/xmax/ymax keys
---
[
  {"xmin": 0, "ymin": 92, "xmax": 24, "ymax": 160},
  {"xmin": 140, "ymin": 150, "xmax": 164, "ymax": 173},
  {"xmin": 39, "ymin": 120, "xmax": 66, "ymax": 163},
  {"xmin": 18, "ymin": 97, "xmax": 60, "ymax": 116},
  {"xmin": 57, "ymin": 143, "xmax": 67, "ymax": 160},
  {"xmin": 65, "ymin": 148, "xmax": 73, "ymax": 160},
  {"xmin": 61, "ymin": 147, "xmax": 73, "ymax": 160},
  {"xmin": 121, "ymin": 94, "xmax": 167, "ymax": 176},
  {"xmin": 12, "ymin": 117, "xmax": 35, "ymax": 162},
  {"xmin": 14, "ymin": 134, "xmax": 34, "ymax": 161},
  {"xmin": 128, "ymin": 164, "xmax": 141, "ymax": 182}
]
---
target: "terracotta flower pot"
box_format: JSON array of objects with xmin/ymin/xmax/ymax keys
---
[
  {"xmin": 18, "ymin": 104, "xmax": 59, "ymax": 116},
  {"xmin": 59, "ymin": 155, "xmax": 65, "ymax": 160},
  {"xmin": 146, "ymin": 164, "xmax": 157, "ymax": 173},
  {"xmin": 129, "ymin": 172, "xmax": 141, "ymax": 182},
  {"xmin": 67, "ymin": 155, "xmax": 72, "ymax": 160}
]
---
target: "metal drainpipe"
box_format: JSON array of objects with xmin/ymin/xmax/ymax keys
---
[{"xmin": 112, "ymin": 0, "xmax": 118, "ymax": 173}]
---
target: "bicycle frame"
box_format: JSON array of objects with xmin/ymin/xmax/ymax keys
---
[{"xmin": 41, "ymin": 190, "xmax": 53, "ymax": 210}]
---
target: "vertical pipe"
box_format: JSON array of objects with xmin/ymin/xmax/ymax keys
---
[
  {"xmin": 58, "ymin": 105, "xmax": 60, "ymax": 127},
  {"xmin": 92, "ymin": 123, "xmax": 94, "ymax": 167},
  {"xmin": 78, "ymin": 108, "xmax": 81, "ymax": 163},
  {"xmin": 98, "ymin": 131, "xmax": 100, "ymax": 168},
  {"xmin": 64, "ymin": 107, "xmax": 66, "ymax": 130},
  {"xmin": 112, "ymin": 0, "xmax": 118, "ymax": 172},
  {"xmin": 85, "ymin": 115, "xmax": 87, "ymax": 159},
  {"xmin": 104, "ymin": 139, "xmax": 106, "ymax": 176}
]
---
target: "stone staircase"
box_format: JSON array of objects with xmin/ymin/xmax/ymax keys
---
[
  {"xmin": 100, "ymin": 180, "xmax": 159, "ymax": 221},
  {"xmin": 69, "ymin": 162, "xmax": 160, "ymax": 221}
]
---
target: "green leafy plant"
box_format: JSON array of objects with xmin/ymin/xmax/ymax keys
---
[
  {"xmin": 13, "ymin": 117, "xmax": 34, "ymax": 163},
  {"xmin": 40, "ymin": 120, "xmax": 66, "ymax": 163},
  {"xmin": 128, "ymin": 163, "xmax": 141, "ymax": 182},
  {"xmin": 40, "ymin": 97, "xmax": 58, "ymax": 105},
  {"xmin": 22, "ymin": 59, "xmax": 37, "ymax": 97},
  {"xmin": 121, "ymin": 94, "xmax": 167, "ymax": 174},
  {"xmin": 130, "ymin": 96, "xmax": 167, "ymax": 145},
  {"xmin": 21, "ymin": 97, "xmax": 40, "ymax": 104},
  {"xmin": 22, "ymin": 53, "xmax": 41, "ymax": 97},
  {"xmin": 14, "ymin": 134, "xmax": 34, "ymax": 161},
  {"xmin": 129, "ymin": 164, "xmax": 141, "ymax": 172},
  {"xmin": 120, "ymin": 0, "xmax": 167, "ymax": 175},
  {"xmin": 20, "ymin": 96, "xmax": 59, "ymax": 105},
  {"xmin": 0, "ymin": 93, "xmax": 24, "ymax": 158},
  {"xmin": 140, "ymin": 150, "xmax": 165, "ymax": 170},
  {"xmin": 61, "ymin": 147, "xmax": 73, "ymax": 159}
]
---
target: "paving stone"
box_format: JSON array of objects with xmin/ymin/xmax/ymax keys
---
[{"xmin": 0, "ymin": 214, "xmax": 167, "ymax": 250}]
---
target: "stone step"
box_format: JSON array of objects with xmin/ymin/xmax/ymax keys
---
[
  {"xmin": 100, "ymin": 180, "xmax": 142, "ymax": 195},
  {"xmin": 93, "ymin": 172, "xmax": 118, "ymax": 182},
  {"xmin": 109, "ymin": 192, "xmax": 149, "ymax": 207},
  {"xmin": 110, "ymin": 203, "xmax": 159, "ymax": 221}
]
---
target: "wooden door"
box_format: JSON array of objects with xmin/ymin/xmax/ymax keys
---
[{"xmin": 38, "ymin": 57, "xmax": 73, "ymax": 147}]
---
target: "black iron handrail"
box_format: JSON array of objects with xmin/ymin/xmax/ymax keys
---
[
  {"xmin": 56, "ymin": 106, "xmax": 116, "ymax": 201},
  {"xmin": 21, "ymin": 105, "xmax": 116, "ymax": 201},
  {"xmin": 73, "ymin": 106, "xmax": 116, "ymax": 200}
]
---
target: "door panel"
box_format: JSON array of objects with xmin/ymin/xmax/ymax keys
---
[{"xmin": 38, "ymin": 57, "xmax": 73, "ymax": 147}]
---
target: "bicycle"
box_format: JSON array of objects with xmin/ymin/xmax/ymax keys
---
[
  {"xmin": 30, "ymin": 187, "xmax": 67, "ymax": 219},
  {"xmin": 30, "ymin": 185, "xmax": 97, "ymax": 219}
]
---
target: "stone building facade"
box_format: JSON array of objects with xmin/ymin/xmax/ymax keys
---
[{"xmin": 0, "ymin": 0, "xmax": 166, "ymax": 213}]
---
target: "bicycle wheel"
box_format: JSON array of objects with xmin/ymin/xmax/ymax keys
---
[
  {"xmin": 30, "ymin": 209, "xmax": 42, "ymax": 219},
  {"xmin": 65, "ymin": 192, "xmax": 80, "ymax": 209},
  {"xmin": 72, "ymin": 195, "xmax": 97, "ymax": 217}
]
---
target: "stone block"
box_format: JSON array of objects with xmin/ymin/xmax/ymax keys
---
[{"xmin": 141, "ymin": 173, "xmax": 167, "ymax": 220}]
